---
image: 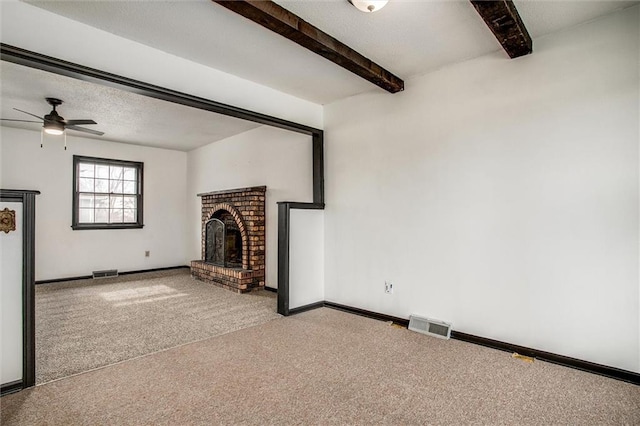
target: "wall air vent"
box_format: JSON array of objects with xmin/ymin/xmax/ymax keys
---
[
  {"xmin": 92, "ymin": 269, "xmax": 118, "ymax": 279},
  {"xmin": 408, "ymin": 315, "xmax": 452, "ymax": 339}
]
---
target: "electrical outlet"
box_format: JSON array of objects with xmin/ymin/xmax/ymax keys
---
[
  {"xmin": 385, "ymin": 281, "xmax": 393, "ymax": 294},
  {"xmin": 145, "ymin": 250, "xmax": 150, "ymax": 257}
]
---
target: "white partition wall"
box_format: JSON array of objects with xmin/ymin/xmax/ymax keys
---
[
  {"xmin": 0, "ymin": 201, "xmax": 24, "ymax": 386},
  {"xmin": 289, "ymin": 209, "xmax": 324, "ymax": 310}
]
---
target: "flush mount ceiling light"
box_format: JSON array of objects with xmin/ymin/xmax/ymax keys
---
[{"xmin": 348, "ymin": 0, "xmax": 388, "ymax": 13}]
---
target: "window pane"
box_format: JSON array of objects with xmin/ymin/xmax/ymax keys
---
[
  {"xmin": 109, "ymin": 180, "xmax": 123, "ymax": 194},
  {"xmin": 79, "ymin": 177, "xmax": 94, "ymax": 192},
  {"xmin": 95, "ymin": 208, "xmax": 109, "ymax": 222},
  {"xmin": 123, "ymin": 167, "xmax": 136, "ymax": 181},
  {"xmin": 95, "ymin": 179, "xmax": 109, "ymax": 193},
  {"xmin": 123, "ymin": 196, "xmax": 136, "ymax": 209},
  {"xmin": 74, "ymin": 157, "xmax": 142, "ymax": 229},
  {"xmin": 123, "ymin": 209, "xmax": 136, "ymax": 223},
  {"xmin": 123, "ymin": 181, "xmax": 136, "ymax": 194},
  {"xmin": 95, "ymin": 195, "xmax": 109, "ymax": 208},
  {"xmin": 79, "ymin": 163, "xmax": 94, "ymax": 178},
  {"xmin": 79, "ymin": 208, "xmax": 94, "ymax": 223},
  {"xmin": 96, "ymin": 164, "xmax": 109, "ymax": 178},
  {"xmin": 110, "ymin": 166, "xmax": 123, "ymax": 180},
  {"xmin": 79, "ymin": 194, "xmax": 94, "ymax": 208},
  {"xmin": 109, "ymin": 208, "xmax": 123, "ymax": 223},
  {"xmin": 110, "ymin": 195, "xmax": 123, "ymax": 209}
]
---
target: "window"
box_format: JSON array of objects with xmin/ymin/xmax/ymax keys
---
[{"xmin": 72, "ymin": 155, "xmax": 143, "ymax": 230}]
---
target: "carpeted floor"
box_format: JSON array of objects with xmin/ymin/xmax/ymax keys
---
[
  {"xmin": 3, "ymin": 307, "xmax": 639, "ymax": 425},
  {"xmin": 35, "ymin": 269, "xmax": 280, "ymax": 384}
]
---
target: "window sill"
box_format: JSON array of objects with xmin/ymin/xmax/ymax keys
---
[{"xmin": 71, "ymin": 224, "xmax": 144, "ymax": 230}]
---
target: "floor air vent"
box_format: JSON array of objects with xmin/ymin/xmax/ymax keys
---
[
  {"xmin": 92, "ymin": 269, "xmax": 118, "ymax": 279},
  {"xmin": 408, "ymin": 315, "xmax": 452, "ymax": 339}
]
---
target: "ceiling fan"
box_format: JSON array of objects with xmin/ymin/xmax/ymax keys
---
[{"xmin": 1, "ymin": 97, "xmax": 104, "ymax": 136}]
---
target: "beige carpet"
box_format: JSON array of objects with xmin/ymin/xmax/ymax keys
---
[
  {"xmin": 3, "ymin": 307, "xmax": 639, "ymax": 425},
  {"xmin": 35, "ymin": 269, "xmax": 280, "ymax": 384}
]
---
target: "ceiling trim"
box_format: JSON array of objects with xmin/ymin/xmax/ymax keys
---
[
  {"xmin": 212, "ymin": 0, "xmax": 404, "ymax": 94},
  {"xmin": 470, "ymin": 0, "xmax": 532, "ymax": 59},
  {"xmin": 0, "ymin": 43, "xmax": 319, "ymax": 136}
]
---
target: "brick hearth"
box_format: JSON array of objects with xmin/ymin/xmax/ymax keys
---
[{"xmin": 191, "ymin": 186, "xmax": 266, "ymax": 293}]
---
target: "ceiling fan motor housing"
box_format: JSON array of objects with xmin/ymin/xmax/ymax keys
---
[
  {"xmin": 45, "ymin": 98, "xmax": 64, "ymax": 122},
  {"xmin": 44, "ymin": 110, "xmax": 64, "ymax": 122}
]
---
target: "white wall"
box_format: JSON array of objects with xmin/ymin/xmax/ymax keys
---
[
  {"xmin": 323, "ymin": 7, "xmax": 639, "ymax": 372},
  {"xmin": 187, "ymin": 126, "xmax": 313, "ymax": 288},
  {"xmin": 0, "ymin": 201, "xmax": 23, "ymax": 384},
  {"xmin": 0, "ymin": 0, "xmax": 322, "ymax": 130},
  {"xmin": 0, "ymin": 127, "xmax": 188, "ymax": 281},
  {"xmin": 289, "ymin": 209, "xmax": 325, "ymax": 309}
]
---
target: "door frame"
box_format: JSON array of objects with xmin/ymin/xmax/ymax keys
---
[{"xmin": 0, "ymin": 189, "xmax": 39, "ymax": 395}]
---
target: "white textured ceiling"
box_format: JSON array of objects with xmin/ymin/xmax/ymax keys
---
[
  {"xmin": 24, "ymin": 0, "xmax": 639, "ymax": 105},
  {"xmin": 3, "ymin": 1, "xmax": 636, "ymax": 150},
  {"xmin": 0, "ymin": 61, "xmax": 261, "ymax": 151}
]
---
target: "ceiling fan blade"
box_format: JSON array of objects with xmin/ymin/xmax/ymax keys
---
[
  {"xmin": 1, "ymin": 119, "xmax": 42, "ymax": 123},
  {"xmin": 13, "ymin": 108, "xmax": 45, "ymax": 121},
  {"xmin": 66, "ymin": 119, "xmax": 97, "ymax": 126},
  {"xmin": 66, "ymin": 125, "xmax": 104, "ymax": 136}
]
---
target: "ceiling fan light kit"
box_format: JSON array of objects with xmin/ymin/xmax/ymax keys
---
[
  {"xmin": 44, "ymin": 121, "xmax": 64, "ymax": 135},
  {"xmin": 348, "ymin": 0, "xmax": 388, "ymax": 13}
]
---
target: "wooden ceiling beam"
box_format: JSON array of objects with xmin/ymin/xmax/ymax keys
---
[
  {"xmin": 470, "ymin": 0, "xmax": 532, "ymax": 59},
  {"xmin": 212, "ymin": 0, "xmax": 404, "ymax": 93}
]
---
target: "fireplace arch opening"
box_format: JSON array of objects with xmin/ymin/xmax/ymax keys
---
[
  {"xmin": 205, "ymin": 209, "xmax": 243, "ymax": 268},
  {"xmin": 193, "ymin": 187, "xmax": 265, "ymax": 293}
]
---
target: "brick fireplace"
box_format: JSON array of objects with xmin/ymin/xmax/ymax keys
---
[{"xmin": 191, "ymin": 186, "xmax": 266, "ymax": 293}]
